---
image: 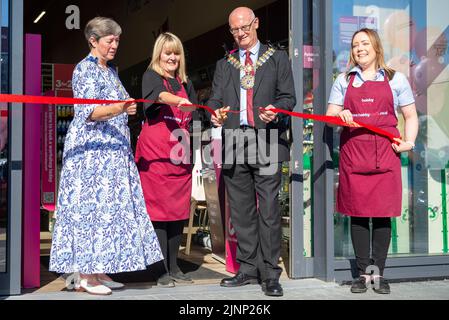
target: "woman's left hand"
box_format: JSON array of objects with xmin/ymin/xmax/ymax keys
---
[
  {"xmin": 123, "ymin": 99, "xmax": 137, "ymax": 115},
  {"xmin": 391, "ymin": 138, "xmax": 414, "ymax": 153}
]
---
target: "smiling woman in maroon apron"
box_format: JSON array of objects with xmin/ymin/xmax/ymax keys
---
[
  {"xmin": 327, "ymin": 28, "xmax": 418, "ymax": 294},
  {"xmin": 135, "ymin": 33, "xmax": 198, "ymax": 287}
]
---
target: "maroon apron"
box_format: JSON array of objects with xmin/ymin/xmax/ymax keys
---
[
  {"xmin": 135, "ymin": 77, "xmax": 192, "ymax": 221},
  {"xmin": 336, "ymin": 74, "xmax": 401, "ymax": 217}
]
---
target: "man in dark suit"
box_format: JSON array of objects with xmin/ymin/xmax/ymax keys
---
[{"xmin": 207, "ymin": 6, "xmax": 296, "ymax": 297}]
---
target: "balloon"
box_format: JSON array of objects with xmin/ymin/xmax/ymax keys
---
[
  {"xmin": 412, "ymin": 57, "xmax": 444, "ymax": 94},
  {"xmin": 383, "ymin": 11, "xmax": 416, "ymax": 51}
]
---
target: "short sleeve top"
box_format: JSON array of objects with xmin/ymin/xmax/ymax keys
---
[
  {"xmin": 141, "ymin": 69, "xmax": 198, "ymax": 120},
  {"xmin": 328, "ymin": 66, "xmax": 415, "ymax": 113}
]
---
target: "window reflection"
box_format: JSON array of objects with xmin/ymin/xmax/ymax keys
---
[{"xmin": 332, "ymin": 0, "xmax": 449, "ymax": 258}]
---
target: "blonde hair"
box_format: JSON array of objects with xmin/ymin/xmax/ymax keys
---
[
  {"xmin": 84, "ymin": 17, "xmax": 122, "ymax": 49},
  {"xmin": 149, "ymin": 32, "xmax": 188, "ymax": 83},
  {"xmin": 347, "ymin": 28, "xmax": 395, "ymax": 81}
]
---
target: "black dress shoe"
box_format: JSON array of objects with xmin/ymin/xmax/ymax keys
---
[
  {"xmin": 262, "ymin": 279, "xmax": 283, "ymax": 297},
  {"xmin": 220, "ymin": 272, "xmax": 259, "ymax": 287},
  {"xmin": 373, "ymin": 277, "xmax": 391, "ymax": 294},
  {"xmin": 350, "ymin": 276, "xmax": 368, "ymax": 293}
]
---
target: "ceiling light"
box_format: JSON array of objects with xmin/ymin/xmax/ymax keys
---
[{"xmin": 33, "ymin": 11, "xmax": 46, "ymax": 24}]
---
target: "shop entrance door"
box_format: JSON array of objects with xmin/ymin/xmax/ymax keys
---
[
  {"xmin": 0, "ymin": 0, "xmax": 24, "ymax": 296},
  {"xmin": 21, "ymin": 0, "xmax": 294, "ymax": 290}
]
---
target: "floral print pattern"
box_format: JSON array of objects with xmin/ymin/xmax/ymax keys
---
[{"xmin": 49, "ymin": 55, "xmax": 163, "ymax": 274}]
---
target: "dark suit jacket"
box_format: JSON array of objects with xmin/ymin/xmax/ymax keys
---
[{"xmin": 207, "ymin": 43, "xmax": 296, "ymax": 163}]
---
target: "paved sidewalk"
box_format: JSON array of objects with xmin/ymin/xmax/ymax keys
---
[
  {"xmin": 6, "ymin": 278, "xmax": 449, "ymax": 300},
  {"xmin": 4, "ymin": 242, "xmax": 449, "ymax": 301}
]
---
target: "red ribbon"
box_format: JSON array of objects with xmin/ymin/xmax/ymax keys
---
[
  {"xmin": 0, "ymin": 93, "xmax": 400, "ymax": 142},
  {"xmin": 269, "ymin": 108, "xmax": 400, "ymax": 143},
  {"xmin": 0, "ymin": 93, "xmax": 217, "ymax": 118}
]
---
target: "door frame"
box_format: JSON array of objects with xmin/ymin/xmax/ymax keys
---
[{"xmin": 0, "ymin": 0, "xmax": 23, "ymax": 296}]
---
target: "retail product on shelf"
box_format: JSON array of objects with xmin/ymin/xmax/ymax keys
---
[{"xmin": 56, "ymin": 105, "xmax": 74, "ymax": 165}]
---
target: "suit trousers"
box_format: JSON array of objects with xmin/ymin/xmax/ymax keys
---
[{"xmin": 223, "ymin": 158, "xmax": 283, "ymax": 281}]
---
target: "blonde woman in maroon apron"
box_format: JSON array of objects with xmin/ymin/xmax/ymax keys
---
[
  {"xmin": 327, "ymin": 28, "xmax": 418, "ymax": 294},
  {"xmin": 135, "ymin": 33, "xmax": 197, "ymax": 287}
]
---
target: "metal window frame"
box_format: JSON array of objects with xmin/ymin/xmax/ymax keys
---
[
  {"xmin": 0, "ymin": 0, "xmax": 23, "ymax": 296},
  {"xmin": 289, "ymin": 0, "xmax": 307, "ymax": 279},
  {"xmin": 335, "ymin": 255, "xmax": 449, "ymax": 282},
  {"xmin": 311, "ymin": 0, "xmax": 335, "ymax": 282},
  {"xmin": 289, "ymin": 0, "xmax": 335, "ymax": 280}
]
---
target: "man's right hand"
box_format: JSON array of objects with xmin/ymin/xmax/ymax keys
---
[{"xmin": 211, "ymin": 106, "xmax": 230, "ymax": 127}]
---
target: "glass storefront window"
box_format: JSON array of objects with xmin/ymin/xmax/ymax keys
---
[
  {"xmin": 332, "ymin": 0, "xmax": 449, "ymax": 259},
  {"xmin": 0, "ymin": 0, "xmax": 9, "ymax": 274}
]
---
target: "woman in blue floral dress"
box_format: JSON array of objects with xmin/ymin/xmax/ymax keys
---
[{"xmin": 49, "ymin": 17, "xmax": 163, "ymax": 295}]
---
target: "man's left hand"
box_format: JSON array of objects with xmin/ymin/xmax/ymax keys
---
[{"xmin": 259, "ymin": 105, "xmax": 278, "ymax": 124}]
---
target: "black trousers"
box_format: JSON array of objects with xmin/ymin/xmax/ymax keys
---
[
  {"xmin": 350, "ymin": 217, "xmax": 392, "ymax": 276},
  {"xmin": 223, "ymin": 162, "xmax": 283, "ymax": 281}
]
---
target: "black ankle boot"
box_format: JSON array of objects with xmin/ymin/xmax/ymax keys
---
[
  {"xmin": 350, "ymin": 276, "xmax": 369, "ymax": 293},
  {"xmin": 157, "ymin": 273, "xmax": 175, "ymax": 287},
  {"xmin": 170, "ymin": 270, "xmax": 193, "ymax": 284},
  {"xmin": 373, "ymin": 277, "xmax": 391, "ymax": 294}
]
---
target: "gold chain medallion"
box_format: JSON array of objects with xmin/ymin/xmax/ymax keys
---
[{"xmin": 226, "ymin": 47, "xmax": 275, "ymax": 89}]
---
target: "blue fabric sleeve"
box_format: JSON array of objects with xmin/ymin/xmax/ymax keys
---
[
  {"xmin": 328, "ymin": 73, "xmax": 347, "ymax": 106},
  {"xmin": 391, "ymin": 72, "xmax": 415, "ymax": 107}
]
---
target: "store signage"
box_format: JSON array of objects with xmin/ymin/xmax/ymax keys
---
[
  {"xmin": 303, "ymin": 45, "xmax": 320, "ymax": 69},
  {"xmin": 202, "ymin": 167, "xmax": 226, "ymax": 262},
  {"xmin": 53, "ymin": 64, "xmax": 75, "ymax": 91},
  {"xmin": 41, "ymin": 91, "xmax": 56, "ymax": 211}
]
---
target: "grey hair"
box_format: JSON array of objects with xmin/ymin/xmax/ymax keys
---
[{"xmin": 84, "ymin": 17, "xmax": 122, "ymax": 49}]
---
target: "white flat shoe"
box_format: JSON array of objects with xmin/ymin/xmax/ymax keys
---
[
  {"xmin": 75, "ymin": 279, "xmax": 112, "ymax": 295},
  {"xmin": 98, "ymin": 279, "xmax": 125, "ymax": 290}
]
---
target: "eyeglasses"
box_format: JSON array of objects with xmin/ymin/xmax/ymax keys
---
[{"xmin": 229, "ymin": 18, "xmax": 257, "ymax": 35}]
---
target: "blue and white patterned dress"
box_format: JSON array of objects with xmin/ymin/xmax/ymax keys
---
[{"xmin": 49, "ymin": 54, "xmax": 164, "ymax": 274}]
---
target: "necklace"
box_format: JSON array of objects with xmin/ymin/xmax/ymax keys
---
[{"xmin": 226, "ymin": 46, "xmax": 275, "ymax": 90}]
